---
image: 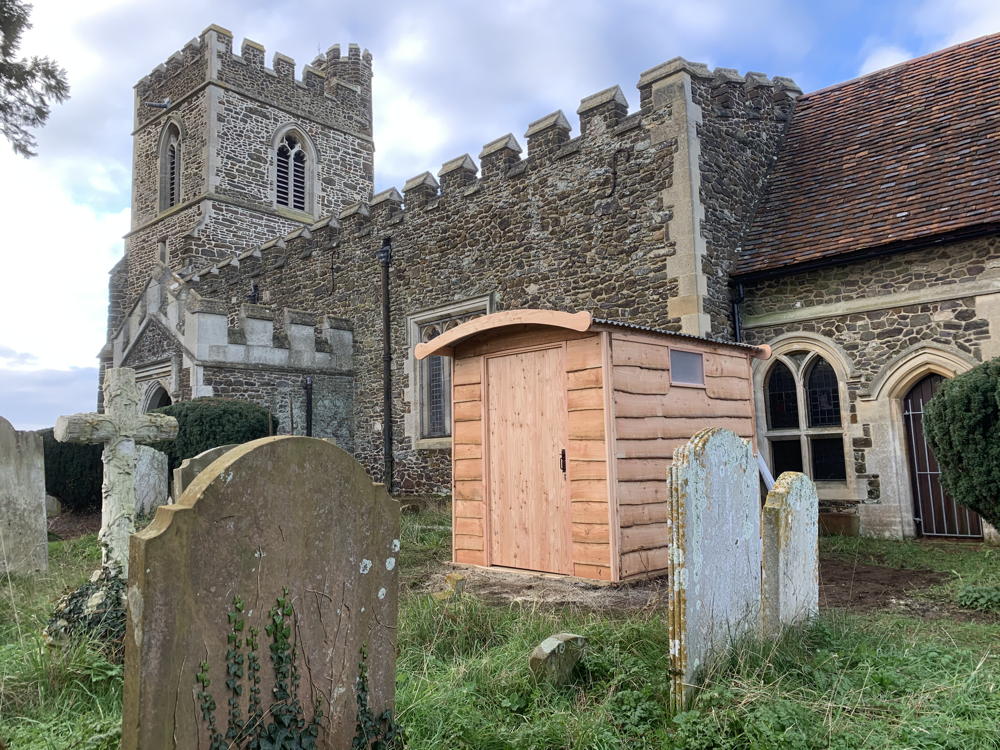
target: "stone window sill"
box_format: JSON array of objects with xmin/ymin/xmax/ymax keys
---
[{"xmin": 413, "ymin": 436, "xmax": 452, "ymax": 451}]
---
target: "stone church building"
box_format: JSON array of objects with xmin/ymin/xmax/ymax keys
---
[{"xmin": 103, "ymin": 25, "xmax": 1000, "ymax": 541}]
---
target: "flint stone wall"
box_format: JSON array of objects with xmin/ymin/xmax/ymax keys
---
[{"xmin": 0, "ymin": 417, "xmax": 48, "ymax": 574}]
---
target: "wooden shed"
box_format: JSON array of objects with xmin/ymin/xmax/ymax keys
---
[{"xmin": 414, "ymin": 309, "xmax": 769, "ymax": 583}]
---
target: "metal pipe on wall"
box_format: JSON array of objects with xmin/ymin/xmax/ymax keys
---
[{"xmin": 377, "ymin": 236, "xmax": 394, "ymax": 492}]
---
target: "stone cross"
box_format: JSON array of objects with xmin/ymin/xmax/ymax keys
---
[{"xmin": 54, "ymin": 368, "xmax": 177, "ymax": 575}]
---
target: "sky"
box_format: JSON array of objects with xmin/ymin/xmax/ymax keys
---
[{"xmin": 1, "ymin": 0, "xmax": 998, "ymax": 430}]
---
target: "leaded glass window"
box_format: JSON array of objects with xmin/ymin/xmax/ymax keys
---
[
  {"xmin": 807, "ymin": 359, "xmax": 841, "ymax": 427},
  {"xmin": 765, "ymin": 361, "xmax": 798, "ymax": 429}
]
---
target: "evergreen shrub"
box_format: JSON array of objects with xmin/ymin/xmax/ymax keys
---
[
  {"xmin": 39, "ymin": 428, "xmax": 103, "ymax": 512},
  {"xmin": 152, "ymin": 398, "xmax": 272, "ymax": 471},
  {"xmin": 923, "ymin": 358, "xmax": 1000, "ymax": 529}
]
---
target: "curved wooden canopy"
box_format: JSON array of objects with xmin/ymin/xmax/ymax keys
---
[{"xmin": 414, "ymin": 309, "xmax": 593, "ymax": 359}]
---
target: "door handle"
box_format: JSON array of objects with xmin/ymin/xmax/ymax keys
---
[{"xmin": 559, "ymin": 448, "xmax": 567, "ymax": 474}]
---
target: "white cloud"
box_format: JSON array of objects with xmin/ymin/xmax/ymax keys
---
[
  {"xmin": 858, "ymin": 44, "xmax": 914, "ymax": 75},
  {"xmin": 915, "ymin": 0, "xmax": 1000, "ymax": 46}
]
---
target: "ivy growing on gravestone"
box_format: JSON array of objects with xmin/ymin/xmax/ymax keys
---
[
  {"xmin": 196, "ymin": 590, "xmax": 322, "ymax": 749},
  {"xmin": 352, "ymin": 646, "xmax": 404, "ymax": 750}
]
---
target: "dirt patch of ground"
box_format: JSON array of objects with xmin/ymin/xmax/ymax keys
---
[
  {"xmin": 48, "ymin": 511, "xmax": 101, "ymax": 540},
  {"xmin": 820, "ymin": 559, "xmax": 946, "ymax": 613}
]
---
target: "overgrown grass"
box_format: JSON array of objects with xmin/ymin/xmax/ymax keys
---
[{"xmin": 2, "ymin": 518, "xmax": 998, "ymax": 748}]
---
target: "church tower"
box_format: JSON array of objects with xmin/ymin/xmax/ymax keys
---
[{"xmin": 109, "ymin": 24, "xmax": 374, "ymax": 336}]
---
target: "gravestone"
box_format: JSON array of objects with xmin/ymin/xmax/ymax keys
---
[
  {"xmin": 122, "ymin": 436, "xmax": 400, "ymax": 749},
  {"xmin": 134, "ymin": 446, "xmax": 169, "ymax": 515},
  {"xmin": 0, "ymin": 417, "xmax": 47, "ymax": 574},
  {"xmin": 171, "ymin": 443, "xmax": 237, "ymax": 501},
  {"xmin": 529, "ymin": 633, "xmax": 587, "ymax": 684},
  {"xmin": 761, "ymin": 472, "xmax": 819, "ymax": 635},
  {"xmin": 55, "ymin": 368, "xmax": 177, "ymax": 574},
  {"xmin": 667, "ymin": 428, "xmax": 760, "ymax": 710}
]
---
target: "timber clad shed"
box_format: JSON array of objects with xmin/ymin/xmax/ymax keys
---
[{"xmin": 415, "ymin": 309, "xmax": 769, "ymax": 583}]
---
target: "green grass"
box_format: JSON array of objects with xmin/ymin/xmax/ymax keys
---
[{"xmin": 2, "ymin": 519, "xmax": 998, "ymax": 748}]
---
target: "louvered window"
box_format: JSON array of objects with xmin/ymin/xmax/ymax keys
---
[
  {"xmin": 276, "ymin": 133, "xmax": 307, "ymax": 211},
  {"xmin": 159, "ymin": 123, "xmax": 181, "ymax": 211}
]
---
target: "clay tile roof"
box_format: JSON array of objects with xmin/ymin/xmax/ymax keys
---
[{"xmin": 736, "ymin": 33, "xmax": 1000, "ymax": 277}]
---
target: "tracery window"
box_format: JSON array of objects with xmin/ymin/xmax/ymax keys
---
[
  {"xmin": 158, "ymin": 122, "xmax": 181, "ymax": 211},
  {"xmin": 763, "ymin": 353, "xmax": 846, "ymax": 481},
  {"xmin": 275, "ymin": 132, "xmax": 308, "ymax": 212}
]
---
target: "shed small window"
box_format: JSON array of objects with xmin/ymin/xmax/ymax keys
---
[
  {"xmin": 276, "ymin": 133, "xmax": 307, "ymax": 212},
  {"xmin": 670, "ymin": 349, "xmax": 704, "ymax": 385}
]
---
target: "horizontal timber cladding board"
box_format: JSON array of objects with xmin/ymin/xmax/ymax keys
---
[
  {"xmin": 611, "ymin": 338, "xmax": 670, "ymax": 369},
  {"xmin": 617, "ymin": 458, "xmax": 670, "ymax": 482},
  {"xmin": 455, "ymin": 534, "xmax": 484, "ymax": 551},
  {"xmin": 616, "ymin": 437, "xmax": 689, "ymax": 458},
  {"xmin": 453, "ymin": 356, "xmax": 482, "ymax": 385},
  {"xmin": 620, "ymin": 547, "xmax": 670, "ymax": 579},
  {"xmin": 454, "ymin": 459, "xmax": 483, "ymax": 481},
  {"xmin": 620, "ymin": 502, "xmax": 669, "ymax": 527},
  {"xmin": 454, "ymin": 499, "xmax": 484, "ymax": 518},
  {"xmin": 572, "ymin": 523, "xmax": 611, "ymax": 543},
  {"xmin": 705, "ymin": 353, "xmax": 750, "ymax": 378},
  {"xmin": 574, "ymin": 563, "xmax": 612, "ymax": 581},
  {"xmin": 705, "ymin": 376, "xmax": 752, "ymax": 401},
  {"xmin": 573, "ymin": 541, "xmax": 612, "ymax": 566},
  {"xmin": 454, "ymin": 481, "xmax": 483, "ymax": 501},
  {"xmin": 454, "ymin": 517, "xmax": 484, "ymax": 536},
  {"xmin": 453, "ymin": 420, "xmax": 483, "ymax": 444},
  {"xmin": 569, "ymin": 460, "xmax": 608, "ymax": 480},
  {"xmin": 570, "ymin": 479, "xmax": 609, "ymax": 502},
  {"xmin": 568, "ymin": 439, "xmax": 607, "ymax": 460},
  {"xmin": 617, "ymin": 481, "xmax": 668, "ymax": 505},
  {"xmin": 459, "ymin": 327, "xmax": 592, "ymax": 357},
  {"xmin": 568, "ymin": 388, "xmax": 604, "ymax": 411},
  {"xmin": 454, "ymin": 383, "xmax": 482, "ymax": 403},
  {"xmin": 568, "ymin": 409, "xmax": 605, "ymax": 439},
  {"xmin": 571, "ymin": 501, "xmax": 612, "ymax": 524},
  {"xmin": 615, "ymin": 390, "xmax": 752, "ymax": 419},
  {"xmin": 620, "ymin": 523, "xmax": 669, "ymax": 553},
  {"xmin": 567, "ymin": 368, "xmax": 603, "ymax": 390},
  {"xmin": 454, "ymin": 443, "xmax": 482, "ymax": 460},
  {"xmin": 615, "ymin": 416, "xmax": 752, "ymax": 440},
  {"xmin": 454, "ymin": 401, "xmax": 482, "ymax": 422},
  {"xmin": 613, "ymin": 366, "xmax": 670, "ymax": 395},
  {"xmin": 455, "ymin": 548, "xmax": 485, "ymax": 565},
  {"xmin": 566, "ymin": 336, "xmax": 604, "ymax": 372}
]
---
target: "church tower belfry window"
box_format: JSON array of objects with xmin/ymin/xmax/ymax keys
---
[
  {"xmin": 275, "ymin": 131, "xmax": 309, "ymax": 212},
  {"xmin": 158, "ymin": 122, "xmax": 181, "ymax": 211}
]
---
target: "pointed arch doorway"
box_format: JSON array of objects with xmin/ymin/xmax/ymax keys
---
[{"xmin": 902, "ymin": 374, "xmax": 983, "ymax": 539}]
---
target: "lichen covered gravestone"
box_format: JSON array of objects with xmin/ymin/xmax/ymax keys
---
[
  {"xmin": 171, "ymin": 443, "xmax": 237, "ymax": 501},
  {"xmin": 667, "ymin": 428, "xmax": 761, "ymax": 710},
  {"xmin": 134, "ymin": 445, "xmax": 169, "ymax": 515},
  {"xmin": 529, "ymin": 633, "xmax": 587, "ymax": 685},
  {"xmin": 761, "ymin": 471, "xmax": 819, "ymax": 635},
  {"xmin": 122, "ymin": 436, "xmax": 400, "ymax": 749},
  {"xmin": 0, "ymin": 417, "xmax": 47, "ymax": 574}
]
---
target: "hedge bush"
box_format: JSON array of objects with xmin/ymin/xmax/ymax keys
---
[
  {"xmin": 39, "ymin": 429, "xmax": 103, "ymax": 513},
  {"xmin": 923, "ymin": 358, "xmax": 1000, "ymax": 529},
  {"xmin": 152, "ymin": 397, "xmax": 272, "ymax": 471}
]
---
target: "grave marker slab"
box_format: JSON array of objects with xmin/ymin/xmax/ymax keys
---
[
  {"xmin": 134, "ymin": 445, "xmax": 169, "ymax": 515},
  {"xmin": 667, "ymin": 428, "xmax": 760, "ymax": 710},
  {"xmin": 0, "ymin": 417, "xmax": 47, "ymax": 574},
  {"xmin": 171, "ymin": 443, "xmax": 237, "ymax": 501},
  {"xmin": 122, "ymin": 436, "xmax": 399, "ymax": 749},
  {"xmin": 55, "ymin": 368, "xmax": 177, "ymax": 574},
  {"xmin": 762, "ymin": 471, "xmax": 819, "ymax": 634}
]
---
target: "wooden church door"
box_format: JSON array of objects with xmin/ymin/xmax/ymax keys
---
[
  {"xmin": 903, "ymin": 374, "xmax": 983, "ymax": 538},
  {"xmin": 486, "ymin": 346, "xmax": 571, "ymax": 574}
]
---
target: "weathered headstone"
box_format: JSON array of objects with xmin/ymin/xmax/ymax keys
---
[
  {"xmin": 667, "ymin": 428, "xmax": 761, "ymax": 710},
  {"xmin": 529, "ymin": 633, "xmax": 586, "ymax": 684},
  {"xmin": 54, "ymin": 368, "xmax": 177, "ymax": 574},
  {"xmin": 761, "ymin": 472, "xmax": 819, "ymax": 635},
  {"xmin": 170, "ymin": 443, "xmax": 237, "ymax": 501},
  {"xmin": 122, "ymin": 436, "xmax": 400, "ymax": 749},
  {"xmin": 0, "ymin": 417, "xmax": 47, "ymax": 574},
  {"xmin": 134, "ymin": 445, "xmax": 169, "ymax": 515}
]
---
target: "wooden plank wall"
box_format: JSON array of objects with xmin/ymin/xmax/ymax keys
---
[
  {"xmin": 452, "ymin": 353, "xmax": 485, "ymax": 565},
  {"xmin": 610, "ymin": 331, "xmax": 755, "ymax": 580}
]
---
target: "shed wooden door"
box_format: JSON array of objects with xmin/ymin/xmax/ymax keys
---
[
  {"xmin": 903, "ymin": 374, "xmax": 983, "ymax": 538},
  {"xmin": 486, "ymin": 346, "xmax": 571, "ymax": 574}
]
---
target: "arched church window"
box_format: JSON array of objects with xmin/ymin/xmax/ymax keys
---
[
  {"xmin": 159, "ymin": 123, "xmax": 181, "ymax": 211},
  {"xmin": 276, "ymin": 132, "xmax": 308, "ymax": 212},
  {"xmin": 762, "ymin": 353, "xmax": 846, "ymax": 482}
]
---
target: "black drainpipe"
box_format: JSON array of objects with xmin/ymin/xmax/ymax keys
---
[
  {"xmin": 731, "ymin": 281, "xmax": 746, "ymax": 344},
  {"xmin": 303, "ymin": 376, "xmax": 313, "ymax": 437},
  {"xmin": 377, "ymin": 237, "xmax": 394, "ymax": 492}
]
